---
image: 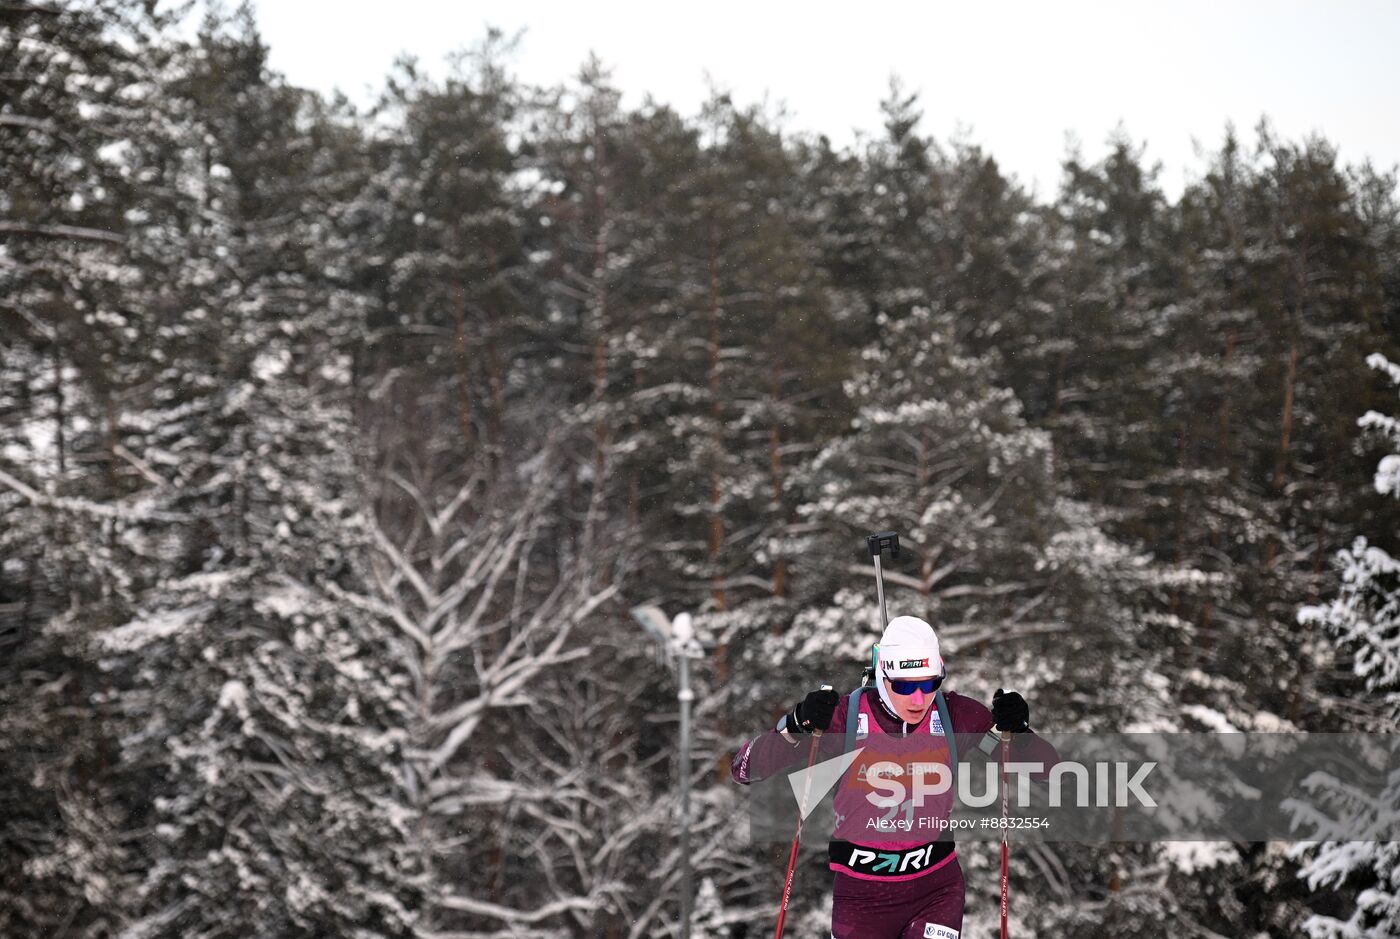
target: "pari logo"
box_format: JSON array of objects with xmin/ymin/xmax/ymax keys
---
[
  {"xmin": 883, "ymin": 658, "xmax": 930, "ymax": 671},
  {"xmin": 843, "ymin": 843, "xmax": 946, "ymax": 877}
]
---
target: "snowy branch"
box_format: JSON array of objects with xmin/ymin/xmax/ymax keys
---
[
  {"xmin": 0, "ymin": 468, "xmax": 187, "ymax": 522},
  {"xmin": 434, "ymin": 891, "xmax": 600, "ymax": 924},
  {"xmin": 0, "ymin": 221, "xmax": 123, "ymax": 244}
]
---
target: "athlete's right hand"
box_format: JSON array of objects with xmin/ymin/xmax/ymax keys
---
[{"xmin": 785, "ymin": 688, "xmax": 839, "ymax": 734}]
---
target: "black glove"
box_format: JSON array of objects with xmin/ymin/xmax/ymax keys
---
[
  {"xmin": 992, "ymin": 688, "xmax": 1031, "ymax": 733},
  {"xmin": 785, "ymin": 688, "xmax": 839, "ymax": 734}
]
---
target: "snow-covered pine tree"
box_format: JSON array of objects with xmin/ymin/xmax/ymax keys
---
[
  {"xmin": 1214, "ymin": 129, "xmax": 1383, "ymax": 730},
  {"xmin": 786, "ymin": 304, "xmax": 1167, "ymax": 714},
  {"xmin": 620, "ymin": 95, "xmax": 862, "ymax": 933},
  {"xmin": 347, "ymin": 33, "xmax": 527, "ymax": 468},
  {"xmin": 843, "ymin": 81, "xmax": 947, "ymax": 336},
  {"xmin": 1035, "ymin": 137, "xmax": 1260, "ymax": 732},
  {"xmin": 0, "ymin": 1, "xmax": 191, "ymax": 932},
  {"xmin": 90, "ymin": 12, "xmax": 419, "ymax": 936},
  {"xmin": 1290, "ymin": 351, "xmax": 1400, "ymax": 938},
  {"xmin": 529, "ymin": 56, "xmax": 655, "ymax": 482}
]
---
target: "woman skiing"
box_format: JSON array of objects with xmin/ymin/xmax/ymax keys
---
[{"xmin": 731, "ymin": 615, "xmax": 1058, "ymax": 939}]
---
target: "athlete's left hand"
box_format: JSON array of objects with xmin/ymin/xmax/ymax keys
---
[{"xmin": 992, "ymin": 688, "xmax": 1031, "ymax": 733}]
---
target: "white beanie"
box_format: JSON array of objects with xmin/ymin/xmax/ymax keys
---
[
  {"xmin": 875, "ymin": 615, "xmax": 945, "ymax": 716},
  {"xmin": 877, "ymin": 615, "xmax": 943, "ymax": 678}
]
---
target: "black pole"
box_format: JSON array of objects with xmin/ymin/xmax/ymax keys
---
[{"xmin": 866, "ymin": 531, "xmax": 899, "ymax": 628}]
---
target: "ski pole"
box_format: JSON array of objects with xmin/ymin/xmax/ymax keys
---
[
  {"xmin": 866, "ymin": 531, "xmax": 900, "ymax": 628},
  {"xmin": 773, "ymin": 683, "xmax": 832, "ymax": 939},
  {"xmin": 1000, "ymin": 729, "xmax": 1011, "ymax": 939}
]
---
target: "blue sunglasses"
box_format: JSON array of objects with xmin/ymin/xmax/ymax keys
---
[{"xmin": 889, "ymin": 675, "xmax": 943, "ymax": 695}]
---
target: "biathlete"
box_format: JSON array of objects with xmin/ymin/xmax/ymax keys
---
[{"xmin": 731, "ymin": 615, "xmax": 1058, "ymax": 939}]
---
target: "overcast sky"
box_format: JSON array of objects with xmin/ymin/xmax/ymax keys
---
[{"xmin": 247, "ymin": 0, "xmax": 1400, "ymax": 200}]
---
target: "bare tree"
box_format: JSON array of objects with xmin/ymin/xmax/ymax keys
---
[{"xmin": 335, "ymin": 438, "xmax": 625, "ymax": 937}]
